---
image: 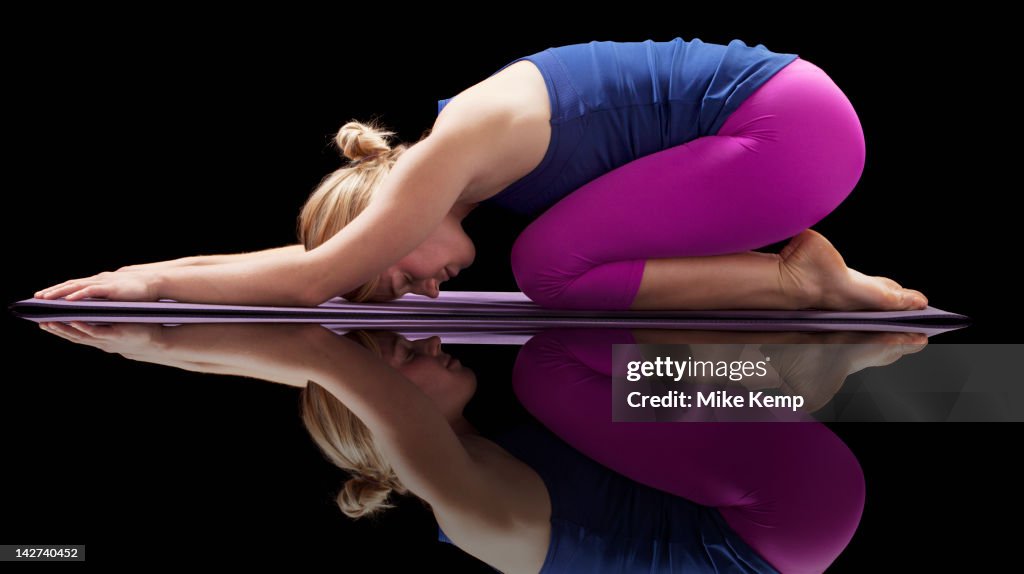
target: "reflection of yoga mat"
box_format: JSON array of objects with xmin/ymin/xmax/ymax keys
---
[{"xmin": 10, "ymin": 291, "xmax": 968, "ymax": 336}]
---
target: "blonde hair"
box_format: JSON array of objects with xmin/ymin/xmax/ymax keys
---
[
  {"xmin": 297, "ymin": 120, "xmax": 414, "ymax": 302},
  {"xmin": 299, "ymin": 331, "xmax": 411, "ymax": 519}
]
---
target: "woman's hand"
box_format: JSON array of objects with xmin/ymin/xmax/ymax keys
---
[
  {"xmin": 34, "ymin": 269, "xmax": 161, "ymax": 301},
  {"xmin": 39, "ymin": 321, "xmax": 169, "ymax": 359}
]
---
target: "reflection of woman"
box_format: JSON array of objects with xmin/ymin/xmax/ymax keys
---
[
  {"xmin": 39, "ymin": 321, "xmax": 881, "ymax": 573},
  {"xmin": 297, "ymin": 329, "xmax": 782, "ymax": 572},
  {"xmin": 35, "ymin": 37, "xmax": 926, "ymax": 313},
  {"xmin": 298, "ymin": 328, "xmax": 869, "ymax": 574}
]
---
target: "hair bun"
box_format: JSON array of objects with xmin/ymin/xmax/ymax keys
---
[
  {"xmin": 338, "ymin": 475, "xmax": 394, "ymax": 519},
  {"xmin": 336, "ymin": 120, "xmax": 394, "ymax": 163}
]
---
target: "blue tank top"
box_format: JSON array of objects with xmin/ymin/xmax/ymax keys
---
[
  {"xmin": 436, "ymin": 38, "xmax": 798, "ymax": 217},
  {"xmin": 437, "ymin": 419, "xmax": 779, "ymax": 573}
]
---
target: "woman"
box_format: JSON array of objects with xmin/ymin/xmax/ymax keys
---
[
  {"xmin": 39, "ymin": 320, "xmax": 907, "ymax": 572},
  {"xmin": 34, "ymin": 37, "xmax": 927, "ymax": 311}
]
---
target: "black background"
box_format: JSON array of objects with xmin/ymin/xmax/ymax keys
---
[{"xmin": 4, "ymin": 10, "xmax": 1019, "ymax": 571}]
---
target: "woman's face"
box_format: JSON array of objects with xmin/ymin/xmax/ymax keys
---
[
  {"xmin": 369, "ymin": 209, "xmax": 476, "ymax": 301},
  {"xmin": 378, "ymin": 333, "xmax": 477, "ymax": 422}
]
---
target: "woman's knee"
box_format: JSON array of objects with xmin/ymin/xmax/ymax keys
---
[
  {"xmin": 510, "ymin": 225, "xmax": 570, "ymax": 308},
  {"xmin": 512, "ymin": 231, "xmax": 636, "ymax": 309}
]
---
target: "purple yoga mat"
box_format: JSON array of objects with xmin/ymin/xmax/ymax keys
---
[
  {"xmin": 10, "ymin": 291, "xmax": 968, "ymax": 338},
  {"xmin": 11, "ymin": 290, "xmax": 967, "ymax": 320},
  {"xmin": 13, "ymin": 315, "xmax": 967, "ymax": 338}
]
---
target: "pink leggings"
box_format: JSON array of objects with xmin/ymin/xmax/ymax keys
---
[
  {"xmin": 510, "ymin": 57, "xmax": 866, "ymax": 309},
  {"xmin": 512, "ymin": 328, "xmax": 866, "ymax": 574}
]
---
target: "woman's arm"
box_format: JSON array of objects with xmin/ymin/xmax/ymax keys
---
[
  {"xmin": 40, "ymin": 321, "xmax": 483, "ymax": 496},
  {"xmin": 43, "ymin": 320, "xmax": 528, "ymax": 526},
  {"xmin": 154, "ymin": 132, "xmax": 477, "ymax": 305},
  {"xmin": 37, "ymin": 125, "xmax": 488, "ymax": 305},
  {"xmin": 35, "ymin": 248, "xmax": 322, "ymax": 305},
  {"xmin": 40, "ymin": 322, "xmax": 318, "ymax": 387},
  {"xmin": 118, "ymin": 244, "xmax": 305, "ymax": 271}
]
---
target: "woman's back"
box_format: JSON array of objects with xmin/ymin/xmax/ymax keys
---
[
  {"xmin": 439, "ymin": 418, "xmax": 779, "ymax": 573},
  {"xmin": 438, "ymin": 37, "xmax": 798, "ymax": 217}
]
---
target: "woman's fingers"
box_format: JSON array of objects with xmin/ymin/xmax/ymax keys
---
[
  {"xmin": 40, "ymin": 322, "xmax": 86, "ymax": 343},
  {"xmin": 36, "ymin": 276, "xmax": 101, "ymax": 298},
  {"xmin": 37, "ymin": 277, "xmax": 113, "ymax": 300},
  {"xmin": 35, "ymin": 272, "xmax": 157, "ymax": 302},
  {"xmin": 35, "ymin": 270, "xmax": 156, "ymax": 302},
  {"xmin": 39, "ymin": 323, "xmax": 76, "ymax": 342},
  {"xmin": 35, "ymin": 279, "xmax": 81, "ymax": 298},
  {"xmin": 35, "ymin": 284, "xmax": 77, "ymax": 299},
  {"xmin": 37, "ymin": 282, "xmax": 93, "ymax": 300},
  {"xmin": 64, "ymin": 285, "xmax": 103, "ymax": 301},
  {"xmin": 68, "ymin": 321, "xmax": 109, "ymax": 337},
  {"xmin": 40, "ymin": 322, "xmax": 115, "ymax": 353},
  {"xmin": 35, "ymin": 271, "xmax": 115, "ymax": 298}
]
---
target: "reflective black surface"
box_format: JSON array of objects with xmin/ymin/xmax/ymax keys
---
[{"xmin": 5, "ymin": 316, "xmax": 1021, "ymax": 570}]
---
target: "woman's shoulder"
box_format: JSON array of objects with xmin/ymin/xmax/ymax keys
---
[
  {"xmin": 436, "ymin": 59, "xmax": 548, "ymax": 124},
  {"xmin": 431, "ymin": 60, "xmax": 552, "ymax": 204},
  {"xmin": 431, "ymin": 433, "xmax": 552, "ymax": 573}
]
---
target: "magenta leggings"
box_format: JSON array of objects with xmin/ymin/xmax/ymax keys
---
[
  {"xmin": 510, "ymin": 58, "xmax": 866, "ymax": 309},
  {"xmin": 512, "ymin": 328, "xmax": 866, "ymax": 574}
]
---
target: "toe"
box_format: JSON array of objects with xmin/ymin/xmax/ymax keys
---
[
  {"xmin": 897, "ymin": 289, "xmax": 927, "ymax": 310},
  {"xmin": 900, "ymin": 332, "xmax": 928, "ymax": 345},
  {"xmin": 877, "ymin": 277, "xmax": 927, "ymax": 309},
  {"xmin": 879, "ymin": 287, "xmax": 913, "ymax": 310},
  {"xmin": 892, "ymin": 289, "xmax": 912, "ymax": 310},
  {"xmin": 907, "ymin": 289, "xmax": 928, "ymax": 308}
]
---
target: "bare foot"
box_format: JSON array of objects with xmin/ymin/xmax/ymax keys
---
[
  {"xmin": 762, "ymin": 331, "xmax": 928, "ymax": 412},
  {"xmin": 777, "ymin": 229, "xmax": 928, "ymax": 311}
]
